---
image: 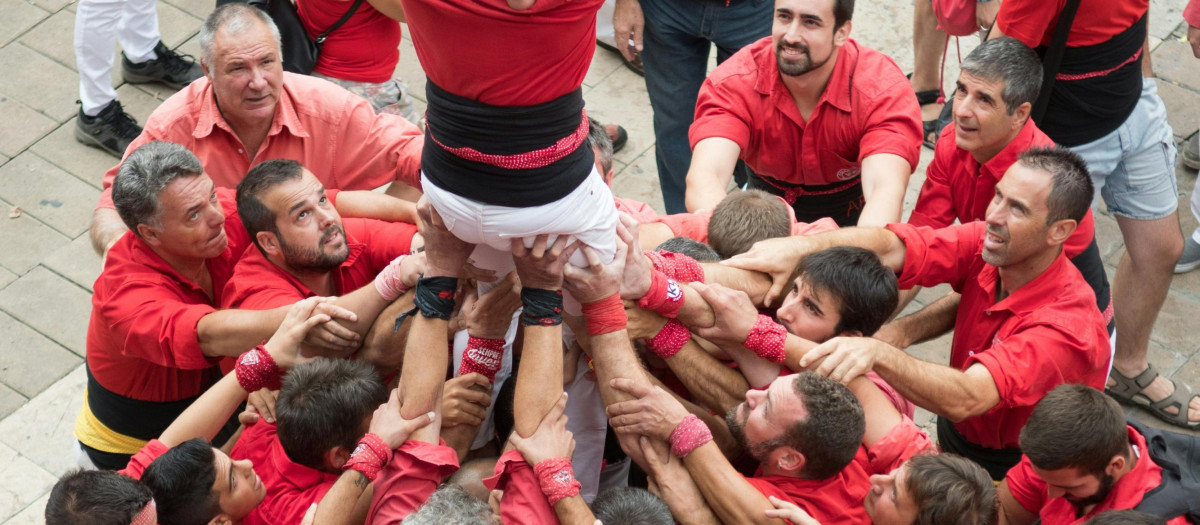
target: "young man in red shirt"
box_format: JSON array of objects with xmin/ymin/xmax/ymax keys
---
[
  {"xmin": 727, "ymin": 147, "xmax": 1111, "ymax": 480},
  {"xmin": 999, "ymin": 385, "xmax": 1198, "ymax": 524},
  {"xmin": 684, "ymin": 0, "xmax": 921, "ymax": 227}
]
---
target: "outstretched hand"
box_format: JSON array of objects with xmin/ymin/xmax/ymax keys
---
[
  {"xmin": 266, "ymin": 296, "xmax": 338, "ymax": 369},
  {"xmin": 417, "ymin": 197, "xmax": 474, "ymax": 279},
  {"xmin": 370, "ymin": 388, "xmax": 436, "ymax": 450},
  {"xmin": 510, "ymin": 392, "xmax": 574, "ymax": 466},
  {"xmin": 690, "ymin": 282, "xmax": 759, "ymax": 346},
  {"xmin": 511, "ymin": 235, "xmax": 576, "ymax": 290},
  {"xmin": 606, "ymin": 378, "xmax": 690, "ymax": 441},
  {"xmin": 564, "ymin": 238, "xmax": 628, "ymax": 304},
  {"xmin": 722, "ymin": 236, "xmax": 816, "ymax": 306},
  {"xmin": 800, "ymin": 336, "xmax": 887, "ymax": 384}
]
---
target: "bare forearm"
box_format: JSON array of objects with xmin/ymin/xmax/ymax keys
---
[
  {"xmin": 874, "ymin": 350, "xmax": 996, "ymax": 422},
  {"xmin": 552, "ymin": 495, "xmax": 597, "ymax": 525},
  {"xmin": 880, "ymin": 292, "xmax": 959, "ymax": 348},
  {"xmin": 685, "ymin": 138, "xmax": 741, "ymax": 212},
  {"xmin": 197, "ymin": 307, "xmax": 287, "ymax": 357},
  {"xmin": 159, "ymin": 373, "xmax": 247, "ymax": 447},
  {"xmin": 514, "ymin": 325, "xmax": 562, "ymax": 438},
  {"xmin": 701, "ymin": 264, "xmax": 773, "ymax": 306},
  {"xmin": 857, "ymin": 154, "xmax": 912, "ymax": 227},
  {"xmin": 334, "ymin": 190, "xmax": 417, "ymax": 223},
  {"xmin": 684, "ymin": 444, "xmax": 782, "ymax": 525},
  {"xmin": 90, "ymin": 207, "xmax": 129, "ymax": 255},
  {"xmin": 778, "ymin": 334, "xmax": 819, "ymax": 377},
  {"xmin": 591, "ymin": 330, "xmax": 649, "ymax": 407},
  {"xmin": 331, "ymin": 285, "xmax": 391, "ymax": 336},
  {"xmin": 398, "ymin": 315, "xmax": 449, "ymax": 420},
  {"xmin": 312, "ymin": 471, "xmax": 373, "ymax": 525},
  {"xmin": 664, "ymin": 341, "xmax": 748, "ymax": 415}
]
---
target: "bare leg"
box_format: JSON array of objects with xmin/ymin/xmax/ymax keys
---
[{"xmin": 911, "ymin": 0, "xmax": 945, "ymax": 95}]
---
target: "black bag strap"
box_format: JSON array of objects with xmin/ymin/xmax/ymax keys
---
[
  {"xmin": 1031, "ymin": 0, "xmax": 1084, "ymax": 122},
  {"xmin": 314, "ymin": 0, "xmax": 366, "ymax": 45}
]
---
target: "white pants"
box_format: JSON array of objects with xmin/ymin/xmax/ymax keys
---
[{"xmin": 75, "ymin": 0, "xmax": 160, "ymax": 115}]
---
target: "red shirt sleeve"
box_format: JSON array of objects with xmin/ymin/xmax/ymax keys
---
[
  {"xmin": 908, "ymin": 137, "xmax": 959, "ymax": 229},
  {"xmin": 690, "ymin": 75, "xmax": 755, "ymax": 151},
  {"xmin": 966, "ymin": 322, "xmax": 1099, "ymax": 410},
  {"xmin": 119, "ymin": 439, "xmax": 170, "ymax": 480},
  {"xmin": 333, "ymin": 102, "xmax": 424, "ymax": 191},
  {"xmin": 1003, "ymin": 456, "xmax": 1048, "ymax": 515},
  {"xmin": 1187, "ymin": 0, "xmax": 1200, "ymax": 27},
  {"xmin": 865, "ymin": 416, "xmax": 933, "ymax": 475},
  {"xmin": 99, "ymin": 279, "xmax": 218, "ymax": 370},
  {"xmin": 855, "ymin": 76, "xmax": 922, "ymax": 171},
  {"xmin": 996, "ymin": 0, "xmax": 1060, "ymax": 48},
  {"xmin": 366, "ymin": 440, "xmax": 460, "ymax": 524},
  {"xmin": 885, "ymin": 222, "xmax": 984, "ymax": 292},
  {"xmin": 655, "ymin": 210, "xmax": 713, "ymax": 242},
  {"xmin": 482, "ymin": 449, "xmax": 558, "ymax": 525},
  {"xmin": 350, "ymin": 219, "xmax": 418, "ymax": 272},
  {"xmin": 791, "ymin": 217, "xmax": 839, "ymax": 236}
]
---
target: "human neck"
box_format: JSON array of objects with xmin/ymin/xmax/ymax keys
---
[
  {"xmin": 153, "ymin": 246, "xmax": 208, "ymax": 286},
  {"xmin": 214, "ymin": 95, "xmax": 273, "ymax": 158},
  {"xmin": 970, "ymin": 127, "xmax": 1023, "ymax": 165},
  {"xmin": 779, "ymin": 49, "xmax": 840, "ymax": 116},
  {"xmin": 272, "ymin": 256, "xmax": 336, "ymax": 296},
  {"xmin": 995, "ymin": 246, "xmax": 1060, "ymax": 300}
]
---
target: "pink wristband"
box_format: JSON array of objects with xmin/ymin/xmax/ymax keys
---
[
  {"xmin": 645, "ymin": 319, "xmax": 690, "ymax": 359},
  {"xmin": 669, "ymin": 414, "xmax": 713, "ymax": 458},
  {"xmin": 342, "ymin": 433, "xmax": 394, "ymax": 482},
  {"xmin": 744, "ymin": 314, "xmax": 787, "ymax": 363},
  {"xmin": 374, "ymin": 255, "xmax": 411, "ymax": 301},
  {"xmin": 235, "ymin": 345, "xmax": 283, "ymax": 392},
  {"xmin": 636, "ymin": 270, "xmax": 684, "ymax": 318},
  {"xmin": 644, "ymin": 250, "xmax": 705, "ymax": 283},
  {"xmin": 533, "ymin": 457, "xmax": 581, "ymax": 506},
  {"xmin": 460, "ymin": 336, "xmax": 505, "ymax": 382}
]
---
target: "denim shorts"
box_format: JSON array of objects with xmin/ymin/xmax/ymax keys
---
[{"xmin": 1069, "ymin": 78, "xmax": 1179, "ymax": 220}]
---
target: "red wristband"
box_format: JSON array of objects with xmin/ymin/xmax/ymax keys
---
[
  {"xmin": 460, "ymin": 336, "xmax": 505, "ymax": 382},
  {"xmin": 669, "ymin": 414, "xmax": 713, "ymax": 458},
  {"xmin": 645, "ymin": 319, "xmax": 690, "ymax": 359},
  {"xmin": 644, "ymin": 250, "xmax": 705, "ymax": 283},
  {"xmin": 235, "ymin": 345, "xmax": 283, "ymax": 392},
  {"xmin": 533, "ymin": 457, "xmax": 581, "ymax": 506},
  {"xmin": 342, "ymin": 433, "xmax": 394, "ymax": 482},
  {"xmin": 581, "ymin": 293, "xmax": 627, "ymax": 336},
  {"xmin": 636, "ymin": 270, "xmax": 684, "ymax": 318},
  {"xmin": 744, "ymin": 315, "xmax": 787, "ymax": 363}
]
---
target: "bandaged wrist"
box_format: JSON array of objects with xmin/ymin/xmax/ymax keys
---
[
  {"xmin": 520, "ymin": 288, "xmax": 564, "ymax": 326},
  {"xmin": 644, "ymin": 250, "xmax": 705, "ymax": 283},
  {"xmin": 636, "ymin": 270, "xmax": 684, "ymax": 318},
  {"xmin": 533, "ymin": 457, "xmax": 581, "ymax": 506},
  {"xmin": 646, "ymin": 319, "xmax": 690, "ymax": 359},
  {"xmin": 669, "ymin": 414, "xmax": 713, "ymax": 458},
  {"xmin": 581, "ymin": 293, "xmax": 627, "ymax": 336},
  {"xmin": 235, "ymin": 345, "xmax": 283, "ymax": 392},
  {"xmin": 414, "ymin": 276, "xmax": 457, "ymax": 320},
  {"xmin": 342, "ymin": 433, "xmax": 394, "ymax": 482},
  {"xmin": 744, "ymin": 314, "xmax": 787, "ymax": 363},
  {"xmin": 460, "ymin": 336, "xmax": 505, "ymax": 382},
  {"xmin": 374, "ymin": 255, "xmax": 411, "ymax": 301}
]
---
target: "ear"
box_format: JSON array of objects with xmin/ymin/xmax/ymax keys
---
[
  {"xmin": 1105, "ymin": 453, "xmax": 1126, "ymax": 476},
  {"xmin": 1011, "ymin": 101, "xmax": 1032, "ymax": 130},
  {"xmin": 772, "ymin": 445, "xmax": 807, "ymax": 475},
  {"xmin": 257, "ymin": 231, "xmax": 281, "ymax": 257},
  {"xmin": 137, "ymin": 223, "xmax": 162, "ymax": 247},
  {"xmin": 837, "ymin": 329, "xmax": 863, "ymax": 338},
  {"xmin": 604, "ymin": 169, "xmax": 615, "ymax": 187},
  {"xmin": 1045, "ymin": 219, "xmax": 1077, "ymax": 247},
  {"xmin": 325, "ymin": 446, "xmax": 352, "ymax": 471},
  {"xmin": 833, "ymin": 20, "xmax": 852, "ymax": 47},
  {"xmin": 200, "ymin": 58, "xmax": 211, "ymax": 79}
]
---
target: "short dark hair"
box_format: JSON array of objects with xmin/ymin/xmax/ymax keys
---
[
  {"xmin": 790, "ymin": 246, "xmax": 898, "ymax": 336},
  {"xmin": 1019, "ymin": 385, "xmax": 1128, "ymax": 477},
  {"xmin": 1084, "ymin": 510, "xmax": 1168, "ymax": 525},
  {"xmin": 904, "ymin": 454, "xmax": 997, "ymax": 525},
  {"xmin": 591, "ymin": 487, "xmax": 673, "ymax": 525},
  {"xmin": 276, "ymin": 359, "xmax": 387, "ymax": 469},
  {"xmin": 707, "ymin": 190, "xmax": 791, "ymax": 259},
  {"xmin": 112, "ymin": 141, "xmax": 206, "ymax": 235},
  {"xmin": 832, "ymin": 0, "xmax": 855, "ymax": 29},
  {"xmin": 655, "ymin": 236, "xmax": 721, "ymax": 262},
  {"xmin": 140, "ymin": 438, "xmax": 221, "ymax": 525},
  {"xmin": 959, "ymin": 37, "xmax": 1043, "ymax": 115},
  {"xmin": 46, "ymin": 469, "xmax": 153, "ymax": 525},
  {"xmin": 775, "ymin": 372, "xmax": 865, "ymax": 480},
  {"xmin": 237, "ymin": 158, "xmax": 306, "ymax": 254},
  {"xmin": 586, "ymin": 117, "xmax": 614, "ymax": 175},
  {"xmin": 1016, "ymin": 147, "xmax": 1094, "ymax": 225}
]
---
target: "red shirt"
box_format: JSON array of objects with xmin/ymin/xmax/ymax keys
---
[
  {"xmin": 886, "ymin": 222, "xmax": 1109, "ymax": 449},
  {"xmin": 399, "ymin": 0, "xmax": 603, "ymax": 107},
  {"xmin": 911, "ymin": 121, "xmax": 1095, "ymax": 258},
  {"xmin": 300, "ymin": 0, "xmax": 400, "ymax": 83},
  {"xmin": 997, "ymin": 0, "xmax": 1147, "ymax": 48},
  {"xmin": 1005, "ymin": 426, "xmax": 1187, "ymax": 525},
  {"xmin": 1187, "ymin": 0, "xmax": 1200, "ymax": 27},
  {"xmin": 745, "ymin": 416, "xmax": 932, "ymax": 525},
  {"xmin": 690, "ymin": 38, "xmax": 921, "ymax": 188},
  {"xmin": 482, "ymin": 449, "xmax": 557, "ymax": 525},
  {"xmin": 221, "ymin": 218, "xmax": 417, "ymax": 309},
  {"xmin": 366, "ymin": 440, "xmax": 460, "ymax": 524},
  {"xmin": 231, "ymin": 422, "xmax": 340, "ymax": 525},
  {"xmin": 98, "ymin": 73, "xmax": 423, "ymax": 209},
  {"xmin": 614, "ymin": 197, "xmax": 839, "ymax": 243},
  {"xmin": 120, "ymin": 439, "xmax": 170, "ymax": 480},
  {"xmin": 87, "ymin": 189, "xmax": 251, "ymax": 401}
]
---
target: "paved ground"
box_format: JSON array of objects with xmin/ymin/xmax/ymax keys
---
[{"xmin": 0, "ymin": 0, "xmax": 1198, "ymax": 521}]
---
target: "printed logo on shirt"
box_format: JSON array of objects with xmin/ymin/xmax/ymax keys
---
[{"xmin": 836, "ymin": 167, "xmax": 861, "ymax": 181}]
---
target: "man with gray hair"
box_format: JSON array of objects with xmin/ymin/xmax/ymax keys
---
[
  {"xmin": 75, "ymin": 140, "xmax": 355, "ymax": 470},
  {"xmin": 88, "ymin": 2, "xmax": 425, "ymax": 260}
]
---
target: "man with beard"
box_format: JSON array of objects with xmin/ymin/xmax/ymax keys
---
[
  {"xmin": 725, "ymin": 147, "xmax": 1110, "ymax": 480},
  {"xmin": 224, "ymin": 159, "xmax": 424, "ymax": 368},
  {"xmin": 999, "ymin": 385, "xmax": 1199, "ymax": 524},
  {"xmin": 683, "ymin": 0, "xmax": 921, "ymax": 227}
]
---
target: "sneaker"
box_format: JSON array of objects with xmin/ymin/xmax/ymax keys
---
[
  {"xmin": 122, "ymin": 41, "xmax": 203, "ymax": 90},
  {"xmin": 1175, "ymin": 235, "xmax": 1200, "ymax": 274},
  {"xmin": 74, "ymin": 100, "xmax": 142, "ymax": 158},
  {"xmin": 1183, "ymin": 134, "xmax": 1199, "ymax": 171}
]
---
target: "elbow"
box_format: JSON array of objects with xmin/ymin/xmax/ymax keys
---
[{"xmin": 942, "ymin": 397, "xmax": 993, "ymax": 423}]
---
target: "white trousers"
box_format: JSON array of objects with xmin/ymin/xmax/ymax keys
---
[{"xmin": 75, "ymin": 0, "xmax": 160, "ymax": 115}]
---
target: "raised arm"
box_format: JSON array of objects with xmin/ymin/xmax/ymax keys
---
[
  {"xmin": 334, "ymin": 191, "xmax": 418, "ymax": 224},
  {"xmin": 685, "ymin": 137, "xmax": 742, "ymax": 212},
  {"xmin": 857, "ymin": 153, "xmax": 912, "ymax": 228}
]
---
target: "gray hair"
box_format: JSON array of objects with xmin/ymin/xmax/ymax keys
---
[
  {"xmin": 959, "ymin": 37, "xmax": 1043, "ymax": 115},
  {"xmin": 199, "ymin": 3, "xmax": 282, "ymax": 69},
  {"xmin": 112, "ymin": 141, "xmax": 205, "ymax": 234},
  {"xmin": 592, "ymin": 487, "xmax": 674, "ymax": 525},
  {"xmin": 586, "ymin": 116, "xmax": 613, "ymax": 175},
  {"xmin": 402, "ymin": 484, "xmax": 498, "ymax": 525}
]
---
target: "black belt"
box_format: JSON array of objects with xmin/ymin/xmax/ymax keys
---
[{"xmin": 936, "ymin": 416, "xmax": 1022, "ymax": 481}]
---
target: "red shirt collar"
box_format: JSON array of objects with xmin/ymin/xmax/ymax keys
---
[
  {"xmin": 973, "ymin": 120, "xmax": 1047, "ymax": 183},
  {"xmin": 193, "ymin": 74, "xmax": 311, "ymax": 141},
  {"xmin": 754, "ymin": 38, "xmax": 858, "ymax": 115},
  {"xmin": 242, "ymin": 228, "xmax": 368, "ymax": 297},
  {"xmin": 978, "ymin": 249, "xmax": 1075, "ymax": 316}
]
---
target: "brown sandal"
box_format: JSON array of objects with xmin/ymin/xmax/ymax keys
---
[{"xmin": 1106, "ymin": 364, "xmax": 1200, "ymax": 429}]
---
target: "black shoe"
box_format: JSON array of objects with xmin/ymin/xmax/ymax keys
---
[
  {"xmin": 122, "ymin": 41, "xmax": 203, "ymax": 90},
  {"xmin": 74, "ymin": 100, "xmax": 142, "ymax": 158}
]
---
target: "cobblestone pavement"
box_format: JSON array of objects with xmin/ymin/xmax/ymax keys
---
[{"xmin": 0, "ymin": 0, "xmax": 1197, "ymax": 521}]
